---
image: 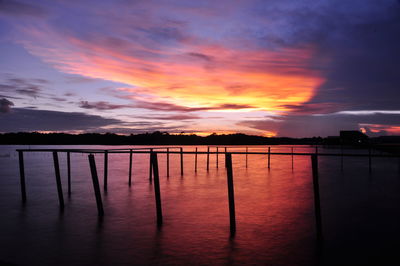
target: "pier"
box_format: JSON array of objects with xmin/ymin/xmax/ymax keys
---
[{"xmin": 15, "ymin": 146, "xmax": 400, "ymax": 243}]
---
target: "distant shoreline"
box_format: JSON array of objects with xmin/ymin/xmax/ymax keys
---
[{"xmin": 1, "ymin": 132, "xmax": 400, "ymax": 148}]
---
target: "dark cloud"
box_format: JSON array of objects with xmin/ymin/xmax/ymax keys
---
[
  {"xmin": 137, "ymin": 114, "xmax": 200, "ymax": 120},
  {"xmin": 79, "ymin": 99, "xmax": 256, "ymax": 112},
  {"xmin": 51, "ymin": 97, "xmax": 67, "ymax": 102},
  {"xmin": 0, "ymin": 94, "xmax": 22, "ymax": 100},
  {"xmin": 64, "ymin": 75, "xmax": 97, "ymax": 83},
  {"xmin": 257, "ymin": 0, "xmax": 400, "ymax": 113},
  {"xmin": 0, "ymin": 76, "xmax": 46, "ymax": 98},
  {"xmin": 246, "ymin": 0, "xmax": 400, "ymax": 117},
  {"xmin": 0, "ymin": 108, "xmax": 122, "ymax": 132},
  {"xmin": 0, "ymin": 0, "xmax": 47, "ymax": 17},
  {"xmin": 187, "ymin": 52, "xmax": 214, "ymax": 62},
  {"xmin": 218, "ymin": 103, "xmax": 255, "ymax": 109},
  {"xmin": 0, "ymin": 98, "xmax": 14, "ymax": 113},
  {"xmin": 79, "ymin": 101, "xmax": 130, "ymax": 110},
  {"xmin": 309, "ymin": 11, "xmax": 400, "ymax": 111},
  {"xmin": 279, "ymin": 103, "xmax": 342, "ymax": 115},
  {"xmin": 134, "ymin": 100, "xmax": 256, "ymax": 112},
  {"xmin": 135, "ymin": 101, "xmax": 207, "ymax": 112}
]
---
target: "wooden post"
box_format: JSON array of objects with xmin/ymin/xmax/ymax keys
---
[
  {"xmin": 315, "ymin": 146, "xmax": 318, "ymax": 154},
  {"xmin": 368, "ymin": 147, "xmax": 372, "ymax": 173},
  {"xmin": 195, "ymin": 147, "xmax": 198, "ymax": 173},
  {"xmin": 149, "ymin": 148, "xmax": 153, "ymax": 181},
  {"xmin": 180, "ymin": 147, "xmax": 184, "ymax": 176},
  {"xmin": 18, "ymin": 151, "xmax": 27, "ymax": 203},
  {"xmin": 224, "ymin": 147, "xmax": 228, "ymax": 168},
  {"xmin": 52, "ymin": 152, "xmax": 64, "ymax": 210},
  {"xmin": 167, "ymin": 148, "xmax": 170, "ymax": 178},
  {"xmin": 128, "ymin": 149, "xmax": 133, "ymax": 186},
  {"xmin": 206, "ymin": 146, "xmax": 210, "ymax": 171},
  {"xmin": 245, "ymin": 147, "xmax": 248, "ymax": 168},
  {"xmin": 267, "ymin": 147, "xmax": 271, "ymax": 169},
  {"xmin": 216, "ymin": 147, "xmax": 219, "ymax": 169},
  {"xmin": 67, "ymin": 151, "xmax": 71, "ymax": 196},
  {"xmin": 311, "ymin": 154, "xmax": 323, "ymax": 243},
  {"xmin": 225, "ymin": 153, "xmax": 236, "ymax": 236},
  {"xmin": 88, "ymin": 154, "xmax": 104, "ymax": 216},
  {"xmin": 291, "ymin": 147, "xmax": 294, "ymax": 170},
  {"xmin": 151, "ymin": 152, "xmax": 163, "ymax": 226},
  {"xmin": 103, "ymin": 150, "xmax": 108, "ymax": 191}
]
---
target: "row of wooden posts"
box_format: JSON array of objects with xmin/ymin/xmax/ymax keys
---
[{"xmin": 17, "ymin": 146, "xmax": 395, "ymax": 240}]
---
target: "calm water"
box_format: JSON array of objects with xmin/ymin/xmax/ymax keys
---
[{"xmin": 1, "ymin": 145, "xmax": 400, "ymax": 265}]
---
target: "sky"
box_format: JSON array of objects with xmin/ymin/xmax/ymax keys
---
[{"xmin": 0, "ymin": 0, "xmax": 399, "ymax": 137}]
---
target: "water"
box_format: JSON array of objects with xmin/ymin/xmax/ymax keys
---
[{"xmin": 1, "ymin": 145, "xmax": 400, "ymax": 265}]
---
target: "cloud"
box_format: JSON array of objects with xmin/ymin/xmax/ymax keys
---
[
  {"xmin": 78, "ymin": 99, "xmax": 257, "ymax": 112},
  {"xmin": 275, "ymin": 0, "xmax": 400, "ymax": 112},
  {"xmin": 89, "ymin": 125, "xmax": 184, "ymax": 134},
  {"xmin": 186, "ymin": 52, "xmax": 214, "ymax": 62},
  {"xmin": 0, "ymin": 98, "xmax": 14, "ymax": 113},
  {"xmin": 0, "ymin": 0, "xmax": 47, "ymax": 18},
  {"xmin": 137, "ymin": 114, "xmax": 200, "ymax": 120},
  {"xmin": 0, "ymin": 108, "xmax": 122, "ymax": 132},
  {"xmin": 16, "ymin": 18, "xmax": 324, "ymax": 114},
  {"xmin": 3, "ymin": 0, "xmax": 400, "ymax": 136},
  {"xmin": 50, "ymin": 97, "xmax": 67, "ymax": 102},
  {"xmin": 0, "ymin": 76, "xmax": 46, "ymax": 98},
  {"xmin": 79, "ymin": 101, "xmax": 130, "ymax": 110}
]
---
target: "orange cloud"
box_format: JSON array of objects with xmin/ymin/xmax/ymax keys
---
[
  {"xmin": 20, "ymin": 27, "xmax": 324, "ymax": 114},
  {"xmin": 360, "ymin": 124, "xmax": 400, "ymax": 135}
]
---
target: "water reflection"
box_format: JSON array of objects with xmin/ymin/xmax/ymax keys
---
[{"xmin": 0, "ymin": 145, "xmax": 399, "ymax": 265}]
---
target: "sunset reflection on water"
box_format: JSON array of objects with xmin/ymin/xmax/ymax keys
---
[{"xmin": 1, "ymin": 145, "xmax": 400, "ymax": 265}]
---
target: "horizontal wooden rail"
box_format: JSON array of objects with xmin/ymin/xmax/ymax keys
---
[{"xmin": 15, "ymin": 149, "xmax": 400, "ymax": 158}]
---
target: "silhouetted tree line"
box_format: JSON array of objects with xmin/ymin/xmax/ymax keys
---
[
  {"xmin": 0, "ymin": 131, "xmax": 324, "ymax": 145},
  {"xmin": 1, "ymin": 131, "xmax": 399, "ymax": 147}
]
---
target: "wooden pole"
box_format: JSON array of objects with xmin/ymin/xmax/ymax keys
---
[
  {"xmin": 151, "ymin": 152, "xmax": 163, "ymax": 226},
  {"xmin": 207, "ymin": 146, "xmax": 210, "ymax": 171},
  {"xmin": 88, "ymin": 154, "xmax": 104, "ymax": 216},
  {"xmin": 103, "ymin": 150, "xmax": 108, "ymax": 191},
  {"xmin": 128, "ymin": 149, "xmax": 133, "ymax": 186},
  {"xmin": 267, "ymin": 147, "xmax": 271, "ymax": 169},
  {"xmin": 52, "ymin": 152, "xmax": 64, "ymax": 210},
  {"xmin": 225, "ymin": 153, "xmax": 236, "ymax": 236},
  {"xmin": 18, "ymin": 151, "xmax": 27, "ymax": 203},
  {"xmin": 167, "ymin": 148, "xmax": 170, "ymax": 178},
  {"xmin": 149, "ymin": 148, "xmax": 153, "ymax": 181},
  {"xmin": 180, "ymin": 147, "xmax": 184, "ymax": 176},
  {"xmin": 311, "ymin": 154, "xmax": 323, "ymax": 243},
  {"xmin": 245, "ymin": 147, "xmax": 248, "ymax": 168},
  {"xmin": 195, "ymin": 147, "xmax": 198, "ymax": 173},
  {"xmin": 67, "ymin": 151, "xmax": 71, "ymax": 196},
  {"xmin": 216, "ymin": 147, "xmax": 219, "ymax": 169},
  {"xmin": 225, "ymin": 147, "xmax": 228, "ymax": 168},
  {"xmin": 291, "ymin": 147, "xmax": 294, "ymax": 170}
]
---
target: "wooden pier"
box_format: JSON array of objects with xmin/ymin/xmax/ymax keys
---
[{"xmin": 15, "ymin": 146, "xmax": 400, "ymax": 242}]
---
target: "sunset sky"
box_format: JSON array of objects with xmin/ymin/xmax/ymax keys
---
[{"xmin": 0, "ymin": 0, "xmax": 399, "ymax": 137}]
